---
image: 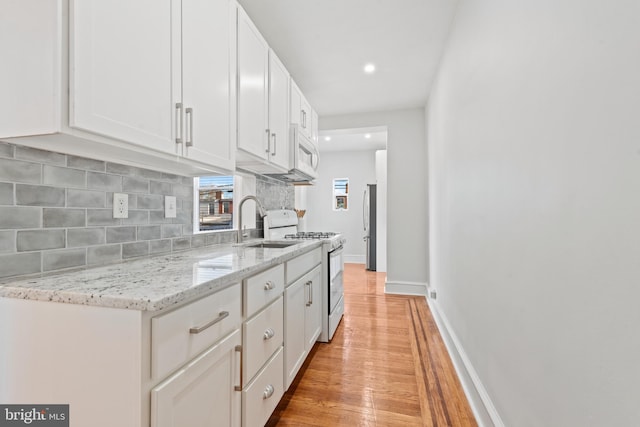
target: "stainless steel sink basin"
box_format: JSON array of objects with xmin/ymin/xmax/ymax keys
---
[{"xmin": 246, "ymin": 241, "xmax": 298, "ymax": 249}]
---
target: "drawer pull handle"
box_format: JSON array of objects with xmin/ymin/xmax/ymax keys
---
[
  {"xmin": 263, "ymin": 384, "xmax": 275, "ymax": 399},
  {"xmin": 263, "ymin": 328, "xmax": 275, "ymax": 340},
  {"xmin": 189, "ymin": 311, "xmax": 229, "ymax": 334},
  {"xmin": 264, "ymin": 281, "xmax": 275, "ymax": 291},
  {"xmin": 234, "ymin": 345, "xmax": 243, "ymax": 392}
]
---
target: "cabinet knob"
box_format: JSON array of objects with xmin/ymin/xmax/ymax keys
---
[
  {"xmin": 264, "ymin": 281, "xmax": 275, "ymax": 291},
  {"xmin": 263, "ymin": 384, "xmax": 275, "ymax": 399},
  {"xmin": 263, "ymin": 328, "xmax": 275, "ymax": 340}
]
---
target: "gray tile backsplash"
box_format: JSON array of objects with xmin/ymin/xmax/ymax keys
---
[{"xmin": 0, "ymin": 143, "xmax": 293, "ymax": 279}]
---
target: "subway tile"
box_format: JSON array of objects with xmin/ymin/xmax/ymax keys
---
[
  {"xmin": 122, "ymin": 176, "xmax": 149, "ymax": 193},
  {"xmin": 67, "ymin": 155, "xmax": 105, "ymax": 172},
  {"xmin": 123, "ymin": 241, "xmax": 149, "ymax": 259},
  {"xmin": 121, "ymin": 210, "xmax": 149, "ymax": 225},
  {"xmin": 0, "ymin": 183, "xmax": 13, "ymax": 205},
  {"xmin": 0, "ymin": 207, "xmax": 41, "ymax": 229},
  {"xmin": 43, "ymin": 165, "xmax": 86, "ymax": 188},
  {"xmin": 182, "ymin": 224, "xmax": 197, "ymax": 236},
  {"xmin": 105, "ymin": 163, "xmax": 139, "ymax": 177},
  {"xmin": 106, "ymin": 226, "xmax": 136, "ymax": 243},
  {"xmin": 86, "ymin": 209, "xmax": 119, "ymax": 226},
  {"xmin": 15, "ymin": 146, "xmax": 65, "ymax": 165},
  {"xmin": 150, "ymin": 181, "xmax": 173, "ymax": 195},
  {"xmin": 149, "ymin": 239, "xmax": 171, "ymax": 255},
  {"xmin": 137, "ymin": 168, "xmax": 165, "ymax": 181},
  {"xmin": 87, "ymin": 172, "xmax": 122, "ymax": 192},
  {"xmin": 205, "ymin": 232, "xmax": 222, "ymax": 246},
  {"xmin": 137, "ymin": 225, "xmax": 161, "ymax": 241},
  {"xmin": 87, "ymin": 244, "xmax": 121, "ymax": 265},
  {"xmin": 0, "ymin": 158, "xmax": 41, "ymax": 184},
  {"xmin": 191, "ymin": 234, "xmax": 206, "ymax": 248},
  {"xmin": 160, "ymin": 172, "xmax": 185, "ymax": 184},
  {"xmin": 176, "ymin": 209, "xmax": 193, "ymax": 225},
  {"xmin": 0, "ymin": 142, "xmax": 14, "ymax": 158},
  {"xmin": 149, "ymin": 210, "xmax": 173, "ymax": 224},
  {"xmin": 67, "ymin": 228, "xmax": 105, "ymax": 248},
  {"xmin": 0, "ymin": 252, "xmax": 41, "ymax": 278},
  {"xmin": 43, "ymin": 248, "xmax": 86, "ymax": 271},
  {"xmin": 0, "ymin": 231, "xmax": 15, "ymax": 253},
  {"xmin": 137, "ymin": 194, "xmax": 163, "ymax": 210},
  {"xmin": 16, "ymin": 184, "xmax": 65, "ymax": 207},
  {"xmin": 162, "ymin": 224, "xmax": 183, "ymax": 238},
  {"xmin": 67, "ymin": 189, "xmax": 105, "ymax": 208},
  {"xmin": 17, "ymin": 230, "xmax": 65, "ymax": 252},
  {"xmin": 173, "ymin": 184, "xmax": 193, "ymax": 199},
  {"xmin": 181, "ymin": 176, "xmax": 193, "ymax": 185},
  {"xmin": 219, "ymin": 232, "xmax": 237, "ymax": 244},
  {"xmin": 172, "ymin": 237, "xmax": 191, "ymax": 251},
  {"xmin": 43, "ymin": 208, "xmax": 86, "ymax": 228}
]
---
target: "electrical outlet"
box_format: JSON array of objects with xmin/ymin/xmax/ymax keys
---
[
  {"xmin": 165, "ymin": 196, "xmax": 177, "ymax": 218},
  {"xmin": 113, "ymin": 193, "xmax": 129, "ymax": 218}
]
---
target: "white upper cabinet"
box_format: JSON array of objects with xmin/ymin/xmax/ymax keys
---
[
  {"xmin": 70, "ymin": 0, "xmax": 178, "ymax": 154},
  {"xmin": 236, "ymin": 6, "xmax": 290, "ymax": 175},
  {"xmin": 179, "ymin": 0, "xmax": 236, "ymax": 170},
  {"xmin": 290, "ymin": 80, "xmax": 312, "ymax": 139},
  {"xmin": 267, "ymin": 51, "xmax": 291, "ymax": 171},
  {"xmin": 237, "ymin": 5, "xmax": 269, "ymax": 164},
  {"xmin": 0, "ymin": 0, "xmax": 60, "ymax": 138},
  {"xmin": 0, "ymin": 0, "xmax": 235, "ymax": 176}
]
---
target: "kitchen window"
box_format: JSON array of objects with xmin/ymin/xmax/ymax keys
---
[
  {"xmin": 333, "ymin": 178, "xmax": 349, "ymax": 211},
  {"xmin": 195, "ymin": 176, "xmax": 234, "ymax": 232}
]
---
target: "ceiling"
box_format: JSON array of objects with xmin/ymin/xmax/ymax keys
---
[
  {"xmin": 237, "ymin": 0, "xmax": 458, "ymax": 117},
  {"xmin": 318, "ymin": 127, "xmax": 387, "ymax": 153}
]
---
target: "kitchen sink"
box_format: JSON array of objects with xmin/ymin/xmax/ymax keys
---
[{"xmin": 246, "ymin": 241, "xmax": 299, "ymax": 249}]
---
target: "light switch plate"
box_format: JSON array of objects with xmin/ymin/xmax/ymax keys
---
[
  {"xmin": 165, "ymin": 196, "xmax": 177, "ymax": 218},
  {"xmin": 113, "ymin": 193, "xmax": 129, "ymax": 218}
]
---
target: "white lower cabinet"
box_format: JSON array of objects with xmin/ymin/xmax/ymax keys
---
[
  {"xmin": 151, "ymin": 329, "xmax": 242, "ymax": 427},
  {"xmin": 284, "ymin": 249, "xmax": 322, "ymax": 390}
]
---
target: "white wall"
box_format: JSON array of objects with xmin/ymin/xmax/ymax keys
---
[
  {"xmin": 428, "ymin": 1, "xmax": 640, "ymax": 426},
  {"xmin": 321, "ymin": 109, "xmax": 428, "ymax": 293},
  {"xmin": 375, "ymin": 150, "xmax": 387, "ymax": 272},
  {"xmin": 305, "ymin": 150, "xmax": 376, "ymax": 263}
]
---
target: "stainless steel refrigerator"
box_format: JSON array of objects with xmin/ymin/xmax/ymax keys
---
[{"xmin": 363, "ymin": 184, "xmax": 376, "ymax": 271}]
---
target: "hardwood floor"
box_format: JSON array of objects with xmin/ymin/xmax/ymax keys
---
[{"xmin": 266, "ymin": 263, "xmax": 477, "ymax": 427}]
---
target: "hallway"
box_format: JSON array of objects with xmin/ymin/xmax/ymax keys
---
[{"xmin": 267, "ymin": 263, "xmax": 476, "ymax": 426}]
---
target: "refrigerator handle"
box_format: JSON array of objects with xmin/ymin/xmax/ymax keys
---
[{"xmin": 362, "ymin": 189, "xmax": 367, "ymax": 232}]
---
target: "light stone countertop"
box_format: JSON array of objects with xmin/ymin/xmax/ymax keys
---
[{"xmin": 0, "ymin": 240, "xmax": 323, "ymax": 312}]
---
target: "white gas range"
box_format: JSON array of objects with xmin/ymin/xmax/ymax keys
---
[{"xmin": 264, "ymin": 210, "xmax": 345, "ymax": 342}]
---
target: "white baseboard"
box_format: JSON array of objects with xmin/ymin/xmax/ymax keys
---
[
  {"xmin": 384, "ymin": 280, "xmax": 427, "ymax": 296},
  {"xmin": 427, "ymin": 297, "xmax": 505, "ymax": 427},
  {"xmin": 344, "ymin": 254, "xmax": 365, "ymax": 264}
]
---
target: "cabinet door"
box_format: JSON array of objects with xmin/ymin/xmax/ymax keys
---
[
  {"xmin": 267, "ymin": 51, "xmax": 290, "ymax": 171},
  {"xmin": 289, "ymin": 81, "xmax": 302, "ymax": 127},
  {"xmin": 300, "ymin": 96, "xmax": 312, "ymax": 138},
  {"xmin": 70, "ymin": 0, "xmax": 179, "ymax": 154},
  {"xmin": 237, "ymin": 6, "xmax": 269, "ymax": 160},
  {"xmin": 304, "ymin": 265, "xmax": 323, "ymax": 351},
  {"xmin": 311, "ymin": 109, "xmax": 319, "ymax": 147},
  {"xmin": 0, "ymin": 0, "xmax": 59, "ymax": 138},
  {"xmin": 181, "ymin": 0, "xmax": 235, "ymax": 171},
  {"xmin": 284, "ymin": 279, "xmax": 306, "ymax": 390},
  {"xmin": 151, "ymin": 329, "xmax": 241, "ymax": 427}
]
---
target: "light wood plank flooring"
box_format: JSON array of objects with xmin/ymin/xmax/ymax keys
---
[{"xmin": 266, "ymin": 263, "xmax": 477, "ymax": 426}]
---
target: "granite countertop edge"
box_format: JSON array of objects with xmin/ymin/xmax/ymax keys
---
[{"xmin": 0, "ymin": 240, "xmax": 323, "ymax": 312}]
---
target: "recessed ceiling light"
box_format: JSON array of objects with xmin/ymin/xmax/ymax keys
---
[
  {"xmin": 364, "ymin": 133, "xmax": 372, "ymax": 139},
  {"xmin": 324, "ymin": 136, "xmax": 332, "ymax": 141},
  {"xmin": 363, "ymin": 63, "xmax": 376, "ymax": 74}
]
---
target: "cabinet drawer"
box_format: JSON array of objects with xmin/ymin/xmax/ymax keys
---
[
  {"xmin": 243, "ymin": 296, "xmax": 283, "ymax": 384},
  {"xmin": 242, "ymin": 347, "xmax": 284, "ymax": 427},
  {"xmin": 244, "ymin": 264, "xmax": 284, "ymax": 318},
  {"xmin": 152, "ymin": 283, "xmax": 241, "ymax": 380},
  {"xmin": 286, "ymin": 247, "xmax": 322, "ymax": 285}
]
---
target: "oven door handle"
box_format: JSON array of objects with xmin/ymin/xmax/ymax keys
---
[{"xmin": 329, "ymin": 246, "xmax": 344, "ymax": 257}]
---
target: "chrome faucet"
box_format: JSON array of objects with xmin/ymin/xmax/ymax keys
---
[{"xmin": 237, "ymin": 195, "xmax": 267, "ymax": 243}]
